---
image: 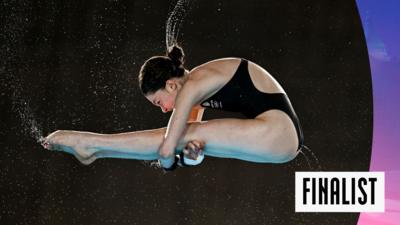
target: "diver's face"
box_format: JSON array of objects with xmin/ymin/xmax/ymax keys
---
[{"xmin": 145, "ymin": 80, "xmax": 178, "ymax": 113}]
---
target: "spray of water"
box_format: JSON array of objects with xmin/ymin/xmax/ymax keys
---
[
  {"xmin": 297, "ymin": 145, "xmax": 322, "ymax": 171},
  {"xmin": 0, "ymin": 0, "xmax": 44, "ymax": 142},
  {"xmin": 8, "ymin": 75, "xmax": 44, "ymax": 143},
  {"xmin": 165, "ymin": 0, "xmax": 191, "ymax": 50}
]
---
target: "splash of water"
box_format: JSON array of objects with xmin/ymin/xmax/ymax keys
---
[
  {"xmin": 8, "ymin": 75, "xmax": 44, "ymax": 143},
  {"xmin": 298, "ymin": 145, "xmax": 322, "ymax": 171},
  {"xmin": 165, "ymin": 0, "xmax": 191, "ymax": 49}
]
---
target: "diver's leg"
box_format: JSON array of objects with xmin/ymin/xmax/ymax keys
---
[
  {"xmin": 44, "ymin": 128, "xmax": 166, "ymax": 164},
  {"xmin": 45, "ymin": 113, "xmax": 298, "ymax": 164},
  {"xmin": 182, "ymin": 116, "xmax": 298, "ymax": 163}
]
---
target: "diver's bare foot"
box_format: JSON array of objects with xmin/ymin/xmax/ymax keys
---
[{"xmin": 41, "ymin": 130, "xmax": 98, "ymax": 165}]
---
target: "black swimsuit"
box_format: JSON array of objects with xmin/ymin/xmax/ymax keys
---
[{"xmin": 200, "ymin": 59, "xmax": 304, "ymax": 149}]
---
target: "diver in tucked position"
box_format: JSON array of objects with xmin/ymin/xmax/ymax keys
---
[{"xmin": 42, "ymin": 45, "xmax": 305, "ymax": 170}]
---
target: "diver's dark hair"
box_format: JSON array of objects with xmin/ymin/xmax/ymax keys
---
[{"xmin": 138, "ymin": 45, "xmax": 185, "ymax": 95}]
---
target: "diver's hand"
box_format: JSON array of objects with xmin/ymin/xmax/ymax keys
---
[
  {"xmin": 158, "ymin": 139, "xmax": 179, "ymax": 169},
  {"xmin": 183, "ymin": 140, "xmax": 205, "ymax": 160},
  {"xmin": 158, "ymin": 140, "xmax": 175, "ymax": 159}
]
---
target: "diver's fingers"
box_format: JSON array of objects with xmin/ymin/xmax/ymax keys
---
[
  {"xmin": 183, "ymin": 148, "xmax": 190, "ymax": 156},
  {"xmin": 183, "ymin": 147, "xmax": 198, "ymax": 160},
  {"xmin": 186, "ymin": 142, "xmax": 197, "ymax": 151},
  {"xmin": 191, "ymin": 140, "xmax": 204, "ymax": 149}
]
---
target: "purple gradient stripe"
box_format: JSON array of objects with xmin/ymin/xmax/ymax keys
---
[{"xmin": 356, "ymin": 1, "xmax": 400, "ymax": 225}]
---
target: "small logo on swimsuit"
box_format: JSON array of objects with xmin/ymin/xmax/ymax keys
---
[
  {"xmin": 202, "ymin": 100, "xmax": 223, "ymax": 109},
  {"xmin": 211, "ymin": 100, "xmax": 223, "ymax": 108},
  {"xmin": 202, "ymin": 102, "xmax": 210, "ymax": 107}
]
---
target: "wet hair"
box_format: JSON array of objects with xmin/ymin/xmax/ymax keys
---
[{"xmin": 138, "ymin": 45, "xmax": 185, "ymax": 95}]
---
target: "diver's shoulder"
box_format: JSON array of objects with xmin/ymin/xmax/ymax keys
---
[
  {"xmin": 190, "ymin": 57, "xmax": 242, "ymax": 74},
  {"xmin": 203, "ymin": 57, "xmax": 243, "ymax": 66}
]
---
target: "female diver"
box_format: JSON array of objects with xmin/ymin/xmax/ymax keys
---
[{"xmin": 42, "ymin": 45, "xmax": 304, "ymax": 170}]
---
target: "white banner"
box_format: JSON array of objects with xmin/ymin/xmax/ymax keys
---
[{"xmin": 295, "ymin": 172, "xmax": 385, "ymax": 212}]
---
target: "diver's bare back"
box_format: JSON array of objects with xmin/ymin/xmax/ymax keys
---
[{"xmin": 189, "ymin": 57, "xmax": 286, "ymax": 101}]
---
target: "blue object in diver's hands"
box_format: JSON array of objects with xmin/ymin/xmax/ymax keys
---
[
  {"xmin": 182, "ymin": 151, "xmax": 205, "ymax": 166},
  {"xmin": 161, "ymin": 140, "xmax": 205, "ymax": 171},
  {"xmin": 181, "ymin": 140, "xmax": 205, "ymax": 166}
]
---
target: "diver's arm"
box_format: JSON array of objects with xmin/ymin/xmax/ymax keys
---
[
  {"xmin": 158, "ymin": 80, "xmax": 205, "ymax": 158},
  {"xmin": 158, "ymin": 69, "xmax": 221, "ymax": 165}
]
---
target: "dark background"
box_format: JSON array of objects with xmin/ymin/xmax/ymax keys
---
[{"xmin": 0, "ymin": 0, "xmax": 372, "ymax": 224}]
